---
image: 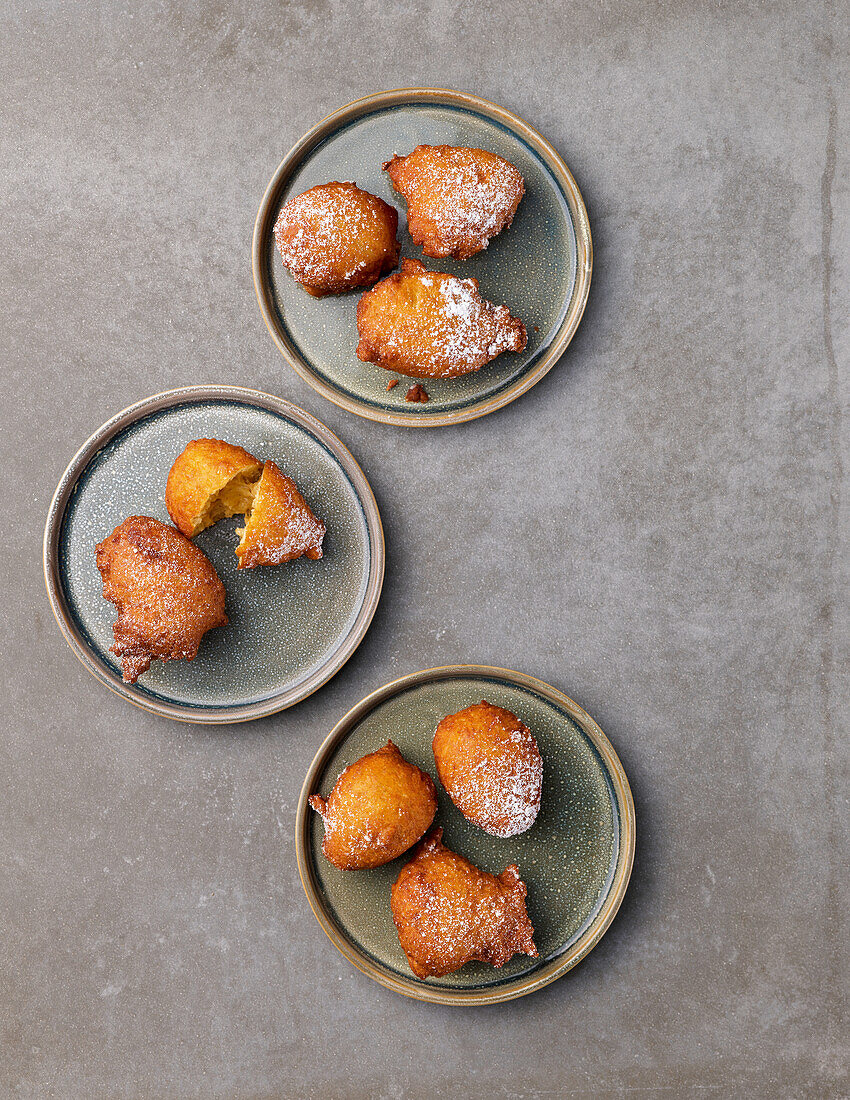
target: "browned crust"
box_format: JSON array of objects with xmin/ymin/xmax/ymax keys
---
[
  {"xmin": 355, "ymin": 259, "xmax": 527, "ymax": 379},
  {"xmin": 95, "ymin": 515, "xmax": 227, "ymax": 683},
  {"xmin": 432, "ymin": 700, "xmax": 542, "ymax": 838},
  {"xmin": 273, "ymin": 182, "xmax": 400, "ymax": 296},
  {"xmin": 309, "ymin": 740, "xmax": 438, "ymax": 870},
  {"xmin": 165, "ymin": 438, "xmax": 261, "ymax": 538},
  {"xmin": 234, "ymin": 460, "xmax": 325, "ymax": 569},
  {"xmin": 390, "ymin": 827, "xmax": 537, "ymax": 978},
  {"xmin": 384, "ymin": 145, "xmax": 524, "ymax": 260}
]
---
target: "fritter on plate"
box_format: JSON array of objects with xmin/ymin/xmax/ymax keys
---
[
  {"xmin": 166, "ymin": 440, "xmax": 325, "ymax": 568},
  {"xmin": 274, "ymin": 181, "xmax": 400, "ymax": 296},
  {"xmin": 166, "ymin": 438, "xmax": 261, "ymax": 539},
  {"xmin": 356, "ymin": 258, "xmax": 526, "ymax": 378},
  {"xmin": 309, "ymin": 741, "xmax": 438, "ymax": 870},
  {"xmin": 95, "ymin": 516, "xmax": 227, "ymax": 683},
  {"xmin": 235, "ymin": 460, "xmax": 325, "ymax": 569},
  {"xmin": 384, "ymin": 145, "xmax": 524, "ymax": 260},
  {"xmin": 433, "ymin": 701, "xmax": 542, "ymax": 838},
  {"xmin": 390, "ymin": 828, "xmax": 537, "ymax": 978}
]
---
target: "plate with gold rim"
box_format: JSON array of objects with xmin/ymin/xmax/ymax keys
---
[
  {"xmin": 43, "ymin": 385, "xmax": 384, "ymax": 723},
  {"xmin": 296, "ymin": 665, "xmax": 634, "ymax": 1005},
  {"xmin": 253, "ymin": 88, "xmax": 592, "ymax": 427}
]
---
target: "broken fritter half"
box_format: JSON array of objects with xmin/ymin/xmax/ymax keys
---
[
  {"xmin": 356, "ymin": 258, "xmax": 526, "ymax": 378},
  {"xmin": 274, "ymin": 181, "xmax": 400, "ymax": 297},
  {"xmin": 390, "ymin": 828, "xmax": 538, "ymax": 979},
  {"xmin": 95, "ymin": 516, "xmax": 227, "ymax": 683},
  {"xmin": 234, "ymin": 460, "xmax": 325, "ymax": 569},
  {"xmin": 309, "ymin": 741, "xmax": 438, "ymax": 870},
  {"xmin": 433, "ymin": 701, "xmax": 543, "ymax": 838},
  {"xmin": 384, "ymin": 145, "xmax": 524, "ymax": 260},
  {"xmin": 166, "ymin": 438, "xmax": 262, "ymax": 539}
]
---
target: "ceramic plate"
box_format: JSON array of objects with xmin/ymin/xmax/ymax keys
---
[
  {"xmin": 43, "ymin": 386, "xmax": 384, "ymax": 723},
  {"xmin": 296, "ymin": 667, "xmax": 634, "ymax": 1004},
  {"xmin": 253, "ymin": 89, "xmax": 592, "ymax": 427}
]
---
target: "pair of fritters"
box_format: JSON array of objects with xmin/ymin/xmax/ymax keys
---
[
  {"xmin": 310, "ymin": 701, "xmax": 543, "ymax": 979},
  {"xmin": 274, "ymin": 145, "xmax": 528, "ymax": 379},
  {"xmin": 95, "ymin": 439, "xmax": 325, "ymax": 683}
]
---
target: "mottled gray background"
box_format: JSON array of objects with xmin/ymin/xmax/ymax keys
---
[{"xmin": 1, "ymin": 1, "xmax": 847, "ymax": 1097}]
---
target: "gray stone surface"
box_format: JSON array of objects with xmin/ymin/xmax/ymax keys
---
[{"xmin": 1, "ymin": 1, "xmax": 847, "ymax": 1096}]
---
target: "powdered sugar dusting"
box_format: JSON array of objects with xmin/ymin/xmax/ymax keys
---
[
  {"xmin": 242, "ymin": 506, "xmax": 323, "ymax": 561},
  {"xmin": 461, "ymin": 726, "xmax": 543, "ymax": 838},
  {"xmin": 434, "ymin": 701, "xmax": 543, "ymax": 838},
  {"xmin": 96, "ymin": 516, "xmax": 227, "ymax": 682},
  {"xmin": 309, "ymin": 743, "xmax": 437, "ymax": 870},
  {"xmin": 274, "ymin": 182, "xmax": 398, "ymax": 291},
  {"xmin": 359, "ymin": 260, "xmax": 526, "ymax": 378},
  {"xmin": 391, "ymin": 829, "xmax": 537, "ymax": 977},
  {"xmin": 386, "ymin": 145, "xmax": 524, "ymax": 260},
  {"xmin": 237, "ymin": 462, "xmax": 325, "ymax": 567}
]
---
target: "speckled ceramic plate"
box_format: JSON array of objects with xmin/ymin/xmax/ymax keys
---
[
  {"xmin": 253, "ymin": 89, "xmax": 592, "ymax": 427},
  {"xmin": 43, "ymin": 386, "xmax": 384, "ymax": 723},
  {"xmin": 296, "ymin": 666, "xmax": 634, "ymax": 1004}
]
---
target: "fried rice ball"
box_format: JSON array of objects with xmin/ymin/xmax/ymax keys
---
[
  {"xmin": 432, "ymin": 701, "xmax": 543, "ymax": 838},
  {"xmin": 234, "ymin": 460, "xmax": 325, "ymax": 569},
  {"xmin": 384, "ymin": 145, "xmax": 524, "ymax": 260},
  {"xmin": 309, "ymin": 741, "xmax": 438, "ymax": 870},
  {"xmin": 390, "ymin": 828, "xmax": 537, "ymax": 978},
  {"xmin": 166, "ymin": 438, "xmax": 262, "ymax": 539},
  {"xmin": 356, "ymin": 258, "xmax": 526, "ymax": 378},
  {"xmin": 95, "ymin": 516, "xmax": 227, "ymax": 683},
  {"xmin": 273, "ymin": 181, "xmax": 400, "ymax": 296}
]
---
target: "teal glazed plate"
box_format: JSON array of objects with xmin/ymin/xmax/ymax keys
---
[
  {"xmin": 43, "ymin": 387, "xmax": 384, "ymax": 723},
  {"xmin": 253, "ymin": 89, "xmax": 592, "ymax": 427},
  {"xmin": 296, "ymin": 666, "xmax": 634, "ymax": 1004}
]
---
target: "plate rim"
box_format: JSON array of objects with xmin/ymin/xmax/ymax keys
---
[
  {"xmin": 42, "ymin": 384, "xmax": 385, "ymax": 724},
  {"xmin": 295, "ymin": 664, "xmax": 635, "ymax": 1005},
  {"xmin": 252, "ymin": 87, "xmax": 593, "ymax": 428}
]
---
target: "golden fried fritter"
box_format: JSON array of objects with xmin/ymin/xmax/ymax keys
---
[
  {"xmin": 235, "ymin": 460, "xmax": 325, "ymax": 569},
  {"xmin": 433, "ymin": 701, "xmax": 542, "ymax": 838},
  {"xmin": 95, "ymin": 516, "xmax": 227, "ymax": 683},
  {"xmin": 384, "ymin": 145, "xmax": 524, "ymax": 260},
  {"xmin": 309, "ymin": 741, "xmax": 438, "ymax": 870},
  {"xmin": 390, "ymin": 828, "xmax": 537, "ymax": 978},
  {"xmin": 166, "ymin": 438, "xmax": 261, "ymax": 539},
  {"xmin": 165, "ymin": 441, "xmax": 324, "ymax": 569},
  {"xmin": 356, "ymin": 258, "xmax": 526, "ymax": 378},
  {"xmin": 274, "ymin": 182, "xmax": 400, "ymax": 297}
]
